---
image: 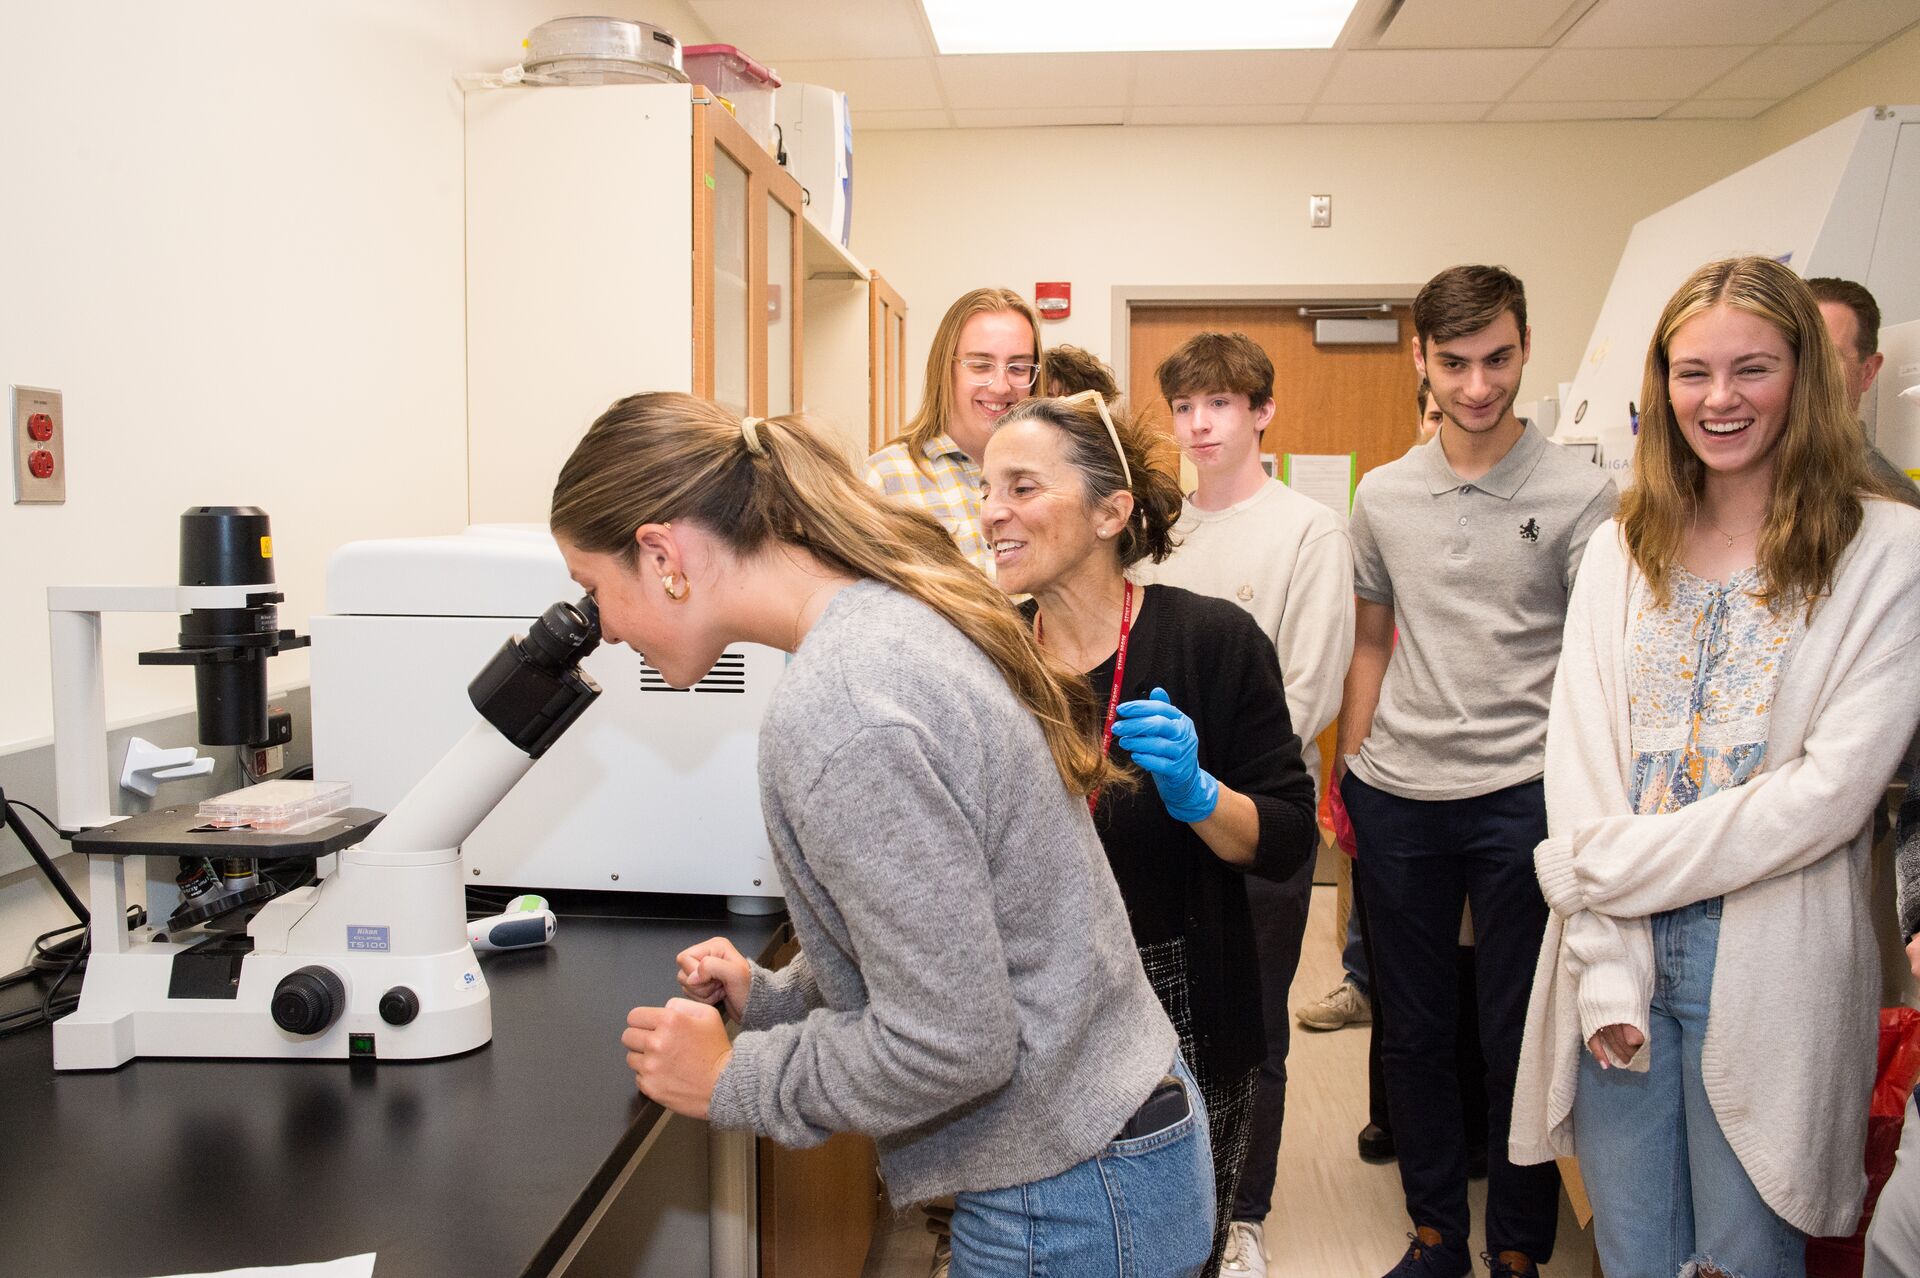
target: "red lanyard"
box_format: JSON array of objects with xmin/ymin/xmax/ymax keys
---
[{"xmin": 1037, "ymin": 579, "xmax": 1134, "ymax": 814}]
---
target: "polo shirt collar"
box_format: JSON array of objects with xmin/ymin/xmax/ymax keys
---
[{"xmin": 1422, "ymin": 421, "xmax": 1547, "ymax": 500}]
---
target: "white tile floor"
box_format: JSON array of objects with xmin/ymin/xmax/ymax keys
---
[{"xmin": 861, "ymin": 884, "xmax": 1594, "ymax": 1278}]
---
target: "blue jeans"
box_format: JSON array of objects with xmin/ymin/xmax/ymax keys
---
[
  {"xmin": 950, "ymin": 1056, "xmax": 1216, "ymax": 1278},
  {"xmin": 1573, "ymin": 897, "xmax": 1807, "ymax": 1278}
]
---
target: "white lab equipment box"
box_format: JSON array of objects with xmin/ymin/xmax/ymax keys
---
[
  {"xmin": 1559, "ymin": 105, "xmax": 1920, "ymax": 483},
  {"xmin": 776, "ymin": 82, "xmax": 852, "ymax": 248},
  {"xmin": 310, "ymin": 526, "xmax": 785, "ymax": 908}
]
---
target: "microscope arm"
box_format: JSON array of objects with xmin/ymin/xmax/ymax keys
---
[{"xmin": 357, "ymin": 596, "xmax": 602, "ymax": 857}]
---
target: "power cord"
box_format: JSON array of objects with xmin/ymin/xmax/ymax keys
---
[{"xmin": 1, "ymin": 784, "xmax": 88, "ymax": 928}]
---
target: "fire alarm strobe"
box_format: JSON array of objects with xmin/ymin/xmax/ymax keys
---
[{"xmin": 1035, "ymin": 282, "xmax": 1071, "ymax": 321}]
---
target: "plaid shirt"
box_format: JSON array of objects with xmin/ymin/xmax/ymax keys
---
[{"xmin": 865, "ymin": 434, "xmax": 995, "ymax": 579}]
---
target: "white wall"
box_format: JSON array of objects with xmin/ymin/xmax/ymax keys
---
[
  {"xmin": 850, "ymin": 119, "xmax": 1762, "ymax": 422},
  {"xmin": 1753, "ymin": 24, "xmax": 1920, "ymax": 153},
  {"xmin": 0, "ymin": 0, "xmax": 712, "ymax": 754}
]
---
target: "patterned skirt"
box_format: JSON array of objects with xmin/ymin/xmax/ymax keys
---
[{"xmin": 1139, "ymin": 935, "xmax": 1260, "ymax": 1278}]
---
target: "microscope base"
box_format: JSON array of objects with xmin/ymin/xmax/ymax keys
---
[{"xmin": 52, "ymin": 940, "xmax": 491, "ymax": 1071}]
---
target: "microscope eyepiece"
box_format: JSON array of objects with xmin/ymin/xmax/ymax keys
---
[
  {"xmin": 522, "ymin": 597, "xmax": 601, "ymax": 673},
  {"xmin": 466, "ymin": 595, "xmax": 603, "ymax": 759}
]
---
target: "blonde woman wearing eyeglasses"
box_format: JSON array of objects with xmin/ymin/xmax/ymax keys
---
[
  {"xmin": 867, "ymin": 288, "xmax": 1043, "ymax": 577},
  {"xmin": 982, "ymin": 393, "xmax": 1321, "ymax": 1278}
]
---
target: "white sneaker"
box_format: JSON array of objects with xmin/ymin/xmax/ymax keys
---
[
  {"xmin": 1221, "ymin": 1220, "xmax": 1268, "ymax": 1277},
  {"xmin": 1295, "ymin": 979, "xmax": 1371, "ymax": 1031}
]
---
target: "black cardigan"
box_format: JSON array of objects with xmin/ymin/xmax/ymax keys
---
[{"xmin": 1033, "ymin": 583, "xmax": 1319, "ymax": 1081}]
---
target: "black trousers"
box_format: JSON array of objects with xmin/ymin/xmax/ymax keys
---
[
  {"xmin": 1343, "ymin": 773, "xmax": 1561, "ymax": 1261},
  {"xmin": 1230, "ymin": 852, "xmax": 1316, "ymax": 1222},
  {"xmin": 1356, "ymin": 871, "xmax": 1489, "ymax": 1147}
]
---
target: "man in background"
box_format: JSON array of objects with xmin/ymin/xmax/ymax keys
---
[{"xmin": 1806, "ymin": 276, "xmax": 1920, "ymax": 509}]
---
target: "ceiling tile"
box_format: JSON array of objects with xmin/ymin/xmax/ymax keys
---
[
  {"xmin": 1508, "ymin": 46, "xmax": 1754, "ymax": 100},
  {"xmin": 1319, "ymin": 50, "xmax": 1546, "ymax": 104},
  {"xmin": 685, "ymin": 0, "xmax": 936, "ymax": 61},
  {"xmin": 1484, "ymin": 99, "xmax": 1677, "ymax": 121},
  {"xmin": 1128, "ymin": 104, "xmax": 1312, "ymax": 126},
  {"xmin": 1697, "ymin": 41, "xmax": 1868, "ymax": 98},
  {"xmin": 1129, "ymin": 50, "xmax": 1334, "ymax": 106},
  {"xmin": 773, "ymin": 58, "xmax": 944, "ymax": 111},
  {"xmin": 1783, "ymin": 0, "xmax": 1920, "ymax": 44},
  {"xmin": 852, "ymin": 108, "xmax": 955, "ymax": 130},
  {"xmin": 1306, "ymin": 102, "xmax": 1494, "ymax": 123},
  {"xmin": 1562, "ymin": 0, "xmax": 1825, "ymax": 46},
  {"xmin": 935, "ymin": 53, "xmax": 1133, "ymax": 109},
  {"xmin": 1663, "ymin": 99, "xmax": 1774, "ymax": 118},
  {"xmin": 1373, "ymin": 0, "xmax": 1598, "ymax": 49},
  {"xmin": 949, "ymin": 106, "xmax": 1126, "ymax": 128}
]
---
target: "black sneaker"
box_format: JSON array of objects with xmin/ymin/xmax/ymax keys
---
[
  {"xmin": 1358, "ymin": 1122, "xmax": 1397, "ymax": 1163},
  {"xmin": 1381, "ymin": 1229, "xmax": 1470, "ymax": 1278}
]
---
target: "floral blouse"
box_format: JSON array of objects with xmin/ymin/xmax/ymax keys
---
[{"xmin": 1626, "ymin": 566, "xmax": 1804, "ymax": 815}]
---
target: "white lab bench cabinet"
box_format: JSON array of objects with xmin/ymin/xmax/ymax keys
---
[{"xmin": 464, "ymin": 81, "xmax": 906, "ymax": 523}]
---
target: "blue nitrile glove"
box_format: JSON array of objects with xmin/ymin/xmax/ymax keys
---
[{"xmin": 1110, "ymin": 687, "xmax": 1220, "ymax": 824}]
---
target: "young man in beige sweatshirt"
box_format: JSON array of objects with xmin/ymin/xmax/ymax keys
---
[{"xmin": 1136, "ymin": 331, "xmax": 1355, "ymax": 1278}]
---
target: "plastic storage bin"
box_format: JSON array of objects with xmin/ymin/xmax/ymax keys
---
[
  {"xmin": 684, "ymin": 44, "xmax": 782, "ymax": 154},
  {"xmin": 198, "ymin": 779, "xmax": 353, "ymax": 832}
]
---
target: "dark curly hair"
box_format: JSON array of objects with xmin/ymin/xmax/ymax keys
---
[{"xmin": 995, "ymin": 392, "xmax": 1185, "ymax": 568}]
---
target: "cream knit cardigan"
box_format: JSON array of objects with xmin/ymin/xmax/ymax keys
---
[{"xmin": 1511, "ymin": 500, "xmax": 1920, "ymax": 1237}]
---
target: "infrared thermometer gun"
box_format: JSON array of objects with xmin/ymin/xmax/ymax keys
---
[{"xmin": 468, "ymin": 894, "xmax": 557, "ymax": 952}]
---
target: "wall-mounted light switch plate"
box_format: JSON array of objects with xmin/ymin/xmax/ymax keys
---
[
  {"xmin": 1309, "ymin": 195, "xmax": 1332, "ymax": 228},
  {"xmin": 12, "ymin": 385, "xmax": 65, "ymax": 504}
]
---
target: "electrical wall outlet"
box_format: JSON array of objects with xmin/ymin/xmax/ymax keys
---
[
  {"xmin": 1309, "ymin": 195, "xmax": 1332, "ymax": 229},
  {"xmin": 12, "ymin": 385, "xmax": 65, "ymax": 504}
]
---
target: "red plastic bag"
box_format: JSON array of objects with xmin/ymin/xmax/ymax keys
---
[
  {"xmin": 1324, "ymin": 774, "xmax": 1357, "ymax": 858},
  {"xmin": 1806, "ymin": 1006, "xmax": 1920, "ymax": 1277}
]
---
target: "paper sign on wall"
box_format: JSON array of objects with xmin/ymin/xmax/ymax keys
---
[{"xmin": 1282, "ymin": 452, "xmax": 1356, "ymax": 518}]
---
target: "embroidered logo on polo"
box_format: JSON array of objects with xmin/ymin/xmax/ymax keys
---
[
  {"xmin": 1236, "ymin": 584, "xmax": 1254, "ymax": 602},
  {"xmin": 1519, "ymin": 518, "xmax": 1541, "ymax": 542}
]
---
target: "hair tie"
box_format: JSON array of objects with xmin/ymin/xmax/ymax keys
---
[
  {"xmin": 741, "ymin": 416, "xmax": 767, "ymax": 457},
  {"xmin": 1064, "ymin": 391, "xmax": 1132, "ymax": 490}
]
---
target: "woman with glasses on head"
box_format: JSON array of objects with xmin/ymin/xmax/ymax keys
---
[
  {"xmin": 555, "ymin": 392, "xmax": 1215, "ymax": 1278},
  {"xmin": 1511, "ymin": 257, "xmax": 1920, "ymax": 1275},
  {"xmin": 982, "ymin": 392, "xmax": 1320, "ymax": 1278},
  {"xmin": 867, "ymin": 288, "xmax": 1043, "ymax": 577}
]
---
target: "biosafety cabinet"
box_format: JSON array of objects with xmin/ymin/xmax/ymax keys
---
[
  {"xmin": 1560, "ymin": 105, "xmax": 1920, "ymax": 481},
  {"xmin": 464, "ymin": 80, "xmax": 907, "ymax": 523}
]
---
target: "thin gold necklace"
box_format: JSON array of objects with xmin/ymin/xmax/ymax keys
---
[{"xmin": 1707, "ymin": 517, "xmax": 1763, "ymax": 548}]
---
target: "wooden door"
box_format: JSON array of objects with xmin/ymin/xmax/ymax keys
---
[
  {"xmin": 1126, "ymin": 303, "xmax": 1420, "ymax": 805},
  {"xmin": 1127, "ymin": 305, "xmax": 1419, "ymax": 481},
  {"xmin": 868, "ymin": 272, "xmax": 908, "ymax": 452},
  {"xmin": 694, "ymin": 95, "xmax": 807, "ymax": 417}
]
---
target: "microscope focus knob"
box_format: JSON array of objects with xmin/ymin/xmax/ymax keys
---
[
  {"xmin": 379, "ymin": 987, "xmax": 420, "ymax": 1026},
  {"xmin": 272, "ymin": 966, "xmax": 346, "ymax": 1036}
]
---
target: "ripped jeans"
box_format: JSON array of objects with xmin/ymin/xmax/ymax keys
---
[{"xmin": 1572, "ymin": 897, "xmax": 1806, "ymax": 1278}]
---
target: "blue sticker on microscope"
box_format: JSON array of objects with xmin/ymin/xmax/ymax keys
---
[{"xmin": 347, "ymin": 925, "xmax": 392, "ymax": 952}]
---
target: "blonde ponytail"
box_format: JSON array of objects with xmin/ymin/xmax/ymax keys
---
[{"xmin": 551, "ymin": 392, "xmax": 1123, "ymax": 796}]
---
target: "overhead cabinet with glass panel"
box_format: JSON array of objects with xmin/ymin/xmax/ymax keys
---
[{"xmin": 464, "ymin": 82, "xmax": 811, "ymax": 523}]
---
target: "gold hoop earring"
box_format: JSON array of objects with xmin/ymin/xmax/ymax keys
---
[{"xmin": 661, "ymin": 574, "xmax": 685, "ymax": 600}]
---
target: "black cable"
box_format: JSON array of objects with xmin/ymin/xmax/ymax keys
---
[
  {"xmin": 4, "ymin": 796, "xmax": 63, "ymax": 840},
  {"xmin": 0, "ymin": 785, "xmax": 88, "ymax": 927},
  {"xmin": 0, "ymin": 909, "xmax": 137, "ymax": 1039}
]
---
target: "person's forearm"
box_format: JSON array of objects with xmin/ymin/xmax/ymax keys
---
[
  {"xmin": 1192, "ymin": 786, "xmax": 1260, "ymax": 866},
  {"xmin": 1336, "ymin": 643, "xmax": 1389, "ymax": 772}
]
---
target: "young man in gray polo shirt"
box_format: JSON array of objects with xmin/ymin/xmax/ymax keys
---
[{"xmin": 1336, "ymin": 265, "xmax": 1617, "ymax": 1278}]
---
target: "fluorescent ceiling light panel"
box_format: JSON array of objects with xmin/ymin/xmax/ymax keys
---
[{"xmin": 922, "ymin": 0, "xmax": 1361, "ymax": 54}]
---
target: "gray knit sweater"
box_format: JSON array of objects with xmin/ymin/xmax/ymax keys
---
[{"xmin": 706, "ymin": 580, "xmax": 1178, "ymax": 1206}]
